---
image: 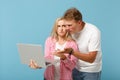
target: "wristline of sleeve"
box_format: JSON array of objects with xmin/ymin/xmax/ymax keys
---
[{"xmin": 69, "ymin": 48, "xmax": 74, "ymax": 55}]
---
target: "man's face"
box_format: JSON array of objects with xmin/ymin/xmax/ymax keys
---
[{"xmin": 64, "ymin": 20, "xmax": 79, "ymax": 34}]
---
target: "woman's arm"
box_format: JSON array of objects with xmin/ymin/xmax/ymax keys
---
[{"xmin": 44, "ymin": 37, "xmax": 54, "ymax": 60}]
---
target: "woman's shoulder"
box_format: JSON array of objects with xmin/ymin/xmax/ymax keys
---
[
  {"xmin": 66, "ymin": 40, "xmax": 78, "ymax": 51},
  {"xmin": 45, "ymin": 36, "xmax": 56, "ymax": 42},
  {"xmin": 66, "ymin": 40, "xmax": 77, "ymax": 45},
  {"xmin": 46, "ymin": 36, "xmax": 52, "ymax": 40}
]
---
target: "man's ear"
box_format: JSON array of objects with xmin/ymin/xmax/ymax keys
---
[{"xmin": 78, "ymin": 20, "xmax": 82, "ymax": 24}]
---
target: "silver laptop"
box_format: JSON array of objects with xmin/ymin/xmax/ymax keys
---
[{"xmin": 17, "ymin": 43, "xmax": 46, "ymax": 68}]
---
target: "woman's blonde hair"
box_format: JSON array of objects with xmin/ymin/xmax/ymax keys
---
[{"xmin": 50, "ymin": 17, "xmax": 73, "ymax": 41}]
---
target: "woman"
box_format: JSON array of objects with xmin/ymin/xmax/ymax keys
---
[{"xmin": 30, "ymin": 17, "xmax": 78, "ymax": 80}]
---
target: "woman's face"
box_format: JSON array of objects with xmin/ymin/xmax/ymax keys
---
[{"xmin": 57, "ymin": 20, "xmax": 67, "ymax": 37}]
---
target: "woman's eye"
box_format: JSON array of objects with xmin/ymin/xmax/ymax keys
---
[{"xmin": 57, "ymin": 25, "xmax": 60, "ymax": 27}]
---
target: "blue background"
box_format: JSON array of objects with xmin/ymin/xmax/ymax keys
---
[{"xmin": 0, "ymin": 0, "xmax": 120, "ymax": 80}]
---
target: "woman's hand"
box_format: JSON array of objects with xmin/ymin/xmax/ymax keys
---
[
  {"xmin": 53, "ymin": 50, "xmax": 67, "ymax": 60},
  {"xmin": 29, "ymin": 59, "xmax": 42, "ymax": 69}
]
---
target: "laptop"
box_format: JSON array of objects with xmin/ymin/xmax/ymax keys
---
[{"xmin": 17, "ymin": 43, "xmax": 46, "ymax": 68}]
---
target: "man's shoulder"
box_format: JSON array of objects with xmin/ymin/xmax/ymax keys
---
[
  {"xmin": 85, "ymin": 22, "xmax": 100, "ymax": 32},
  {"xmin": 85, "ymin": 22, "xmax": 97, "ymax": 28}
]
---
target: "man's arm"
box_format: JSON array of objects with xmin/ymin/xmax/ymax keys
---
[
  {"xmin": 72, "ymin": 51, "xmax": 97, "ymax": 63},
  {"xmin": 58, "ymin": 48, "xmax": 97, "ymax": 63}
]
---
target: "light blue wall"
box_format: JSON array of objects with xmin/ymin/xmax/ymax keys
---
[{"xmin": 0, "ymin": 0, "xmax": 120, "ymax": 80}]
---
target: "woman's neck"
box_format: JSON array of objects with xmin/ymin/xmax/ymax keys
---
[{"xmin": 57, "ymin": 36, "xmax": 66, "ymax": 45}]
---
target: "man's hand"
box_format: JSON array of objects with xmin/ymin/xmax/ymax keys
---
[{"xmin": 58, "ymin": 48, "xmax": 73, "ymax": 54}]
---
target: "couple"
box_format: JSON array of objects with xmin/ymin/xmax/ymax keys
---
[{"xmin": 29, "ymin": 7, "xmax": 102, "ymax": 80}]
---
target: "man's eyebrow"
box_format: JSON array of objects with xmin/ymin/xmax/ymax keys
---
[
  {"xmin": 62, "ymin": 25, "xmax": 66, "ymax": 26},
  {"xmin": 67, "ymin": 24, "xmax": 72, "ymax": 26}
]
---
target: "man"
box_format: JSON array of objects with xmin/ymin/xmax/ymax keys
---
[{"xmin": 60, "ymin": 7, "xmax": 102, "ymax": 80}]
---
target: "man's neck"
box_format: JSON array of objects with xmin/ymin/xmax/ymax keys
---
[{"xmin": 78, "ymin": 21, "xmax": 85, "ymax": 32}]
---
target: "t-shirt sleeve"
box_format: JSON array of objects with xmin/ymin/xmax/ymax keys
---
[{"xmin": 88, "ymin": 30, "xmax": 101, "ymax": 52}]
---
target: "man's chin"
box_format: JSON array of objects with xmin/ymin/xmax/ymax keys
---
[{"xmin": 70, "ymin": 31, "xmax": 74, "ymax": 34}]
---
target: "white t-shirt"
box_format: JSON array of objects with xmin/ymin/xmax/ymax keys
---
[
  {"xmin": 72, "ymin": 23, "xmax": 102, "ymax": 72},
  {"xmin": 54, "ymin": 42, "xmax": 66, "ymax": 80}
]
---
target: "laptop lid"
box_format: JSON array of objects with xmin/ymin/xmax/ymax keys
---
[{"xmin": 17, "ymin": 43, "xmax": 46, "ymax": 68}]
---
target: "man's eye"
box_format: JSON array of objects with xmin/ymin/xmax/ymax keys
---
[{"xmin": 68, "ymin": 25, "xmax": 72, "ymax": 27}]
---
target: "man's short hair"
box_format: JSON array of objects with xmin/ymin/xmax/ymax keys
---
[{"xmin": 63, "ymin": 7, "xmax": 82, "ymax": 21}]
